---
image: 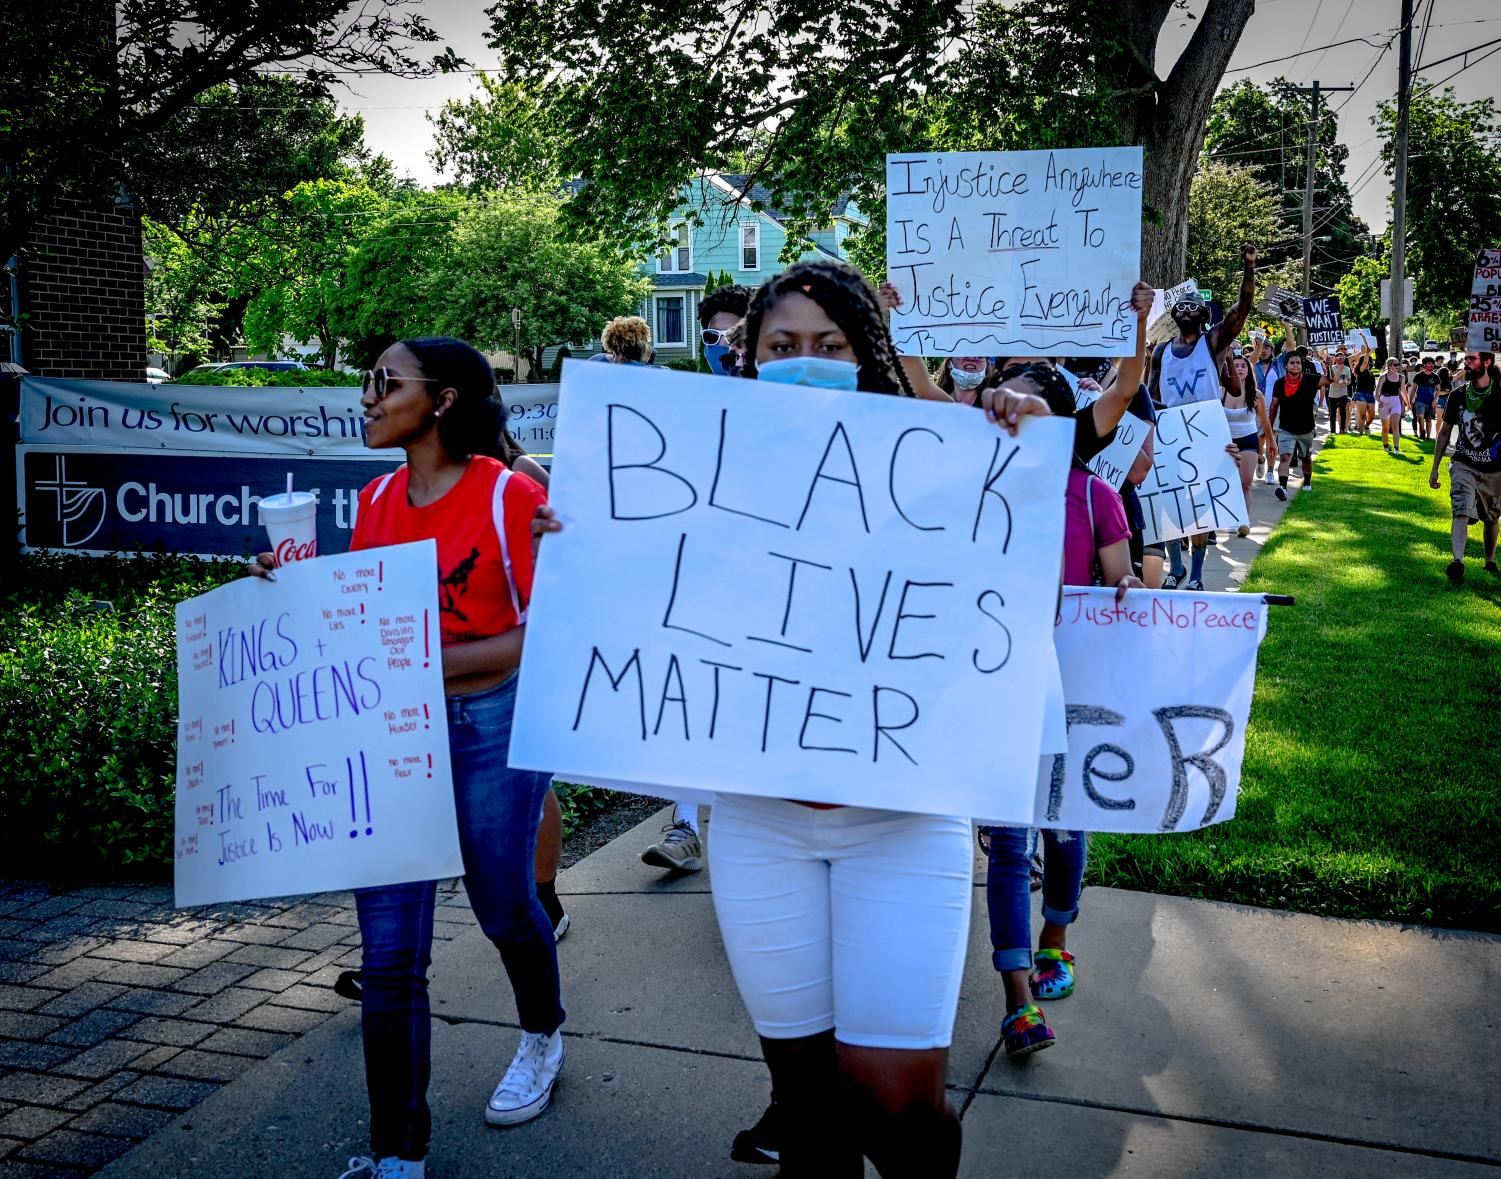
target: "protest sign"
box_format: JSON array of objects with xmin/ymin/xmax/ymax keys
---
[
  {"xmin": 173, "ymin": 541, "xmax": 460, "ymax": 906},
  {"xmin": 884, "ymin": 147, "xmax": 1144, "ymax": 359},
  {"xmin": 1467, "ymin": 247, "xmax": 1501, "ymax": 351},
  {"xmin": 1072, "ymin": 386, "xmax": 1150, "ymax": 489},
  {"xmin": 1303, "ymin": 295, "xmax": 1344, "ymax": 347},
  {"xmin": 1033, "ymin": 586, "xmax": 1266, "ymax": 833},
  {"xmin": 510, "ymin": 360, "xmax": 1072, "ymax": 822},
  {"xmin": 1136, "ymin": 402, "xmax": 1248, "ymax": 544},
  {"xmin": 1258, "ymin": 286, "xmax": 1306, "ymax": 325},
  {"xmin": 1146, "ymin": 279, "xmax": 1198, "ymax": 345}
]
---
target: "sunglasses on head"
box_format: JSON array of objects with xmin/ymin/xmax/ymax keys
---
[{"xmin": 362, "ymin": 367, "xmax": 441, "ymax": 400}]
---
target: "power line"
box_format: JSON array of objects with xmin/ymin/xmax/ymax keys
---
[
  {"xmin": 1300, "ymin": 0, "xmax": 1358, "ymax": 83},
  {"xmin": 1224, "ymin": 33, "xmax": 1396, "ymax": 74}
]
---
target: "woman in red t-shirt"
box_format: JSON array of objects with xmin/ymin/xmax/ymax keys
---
[{"xmin": 255, "ymin": 337, "xmax": 559, "ymax": 1178}]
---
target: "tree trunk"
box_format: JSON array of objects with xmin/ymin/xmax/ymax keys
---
[{"xmin": 1112, "ymin": 0, "xmax": 1258, "ymax": 286}]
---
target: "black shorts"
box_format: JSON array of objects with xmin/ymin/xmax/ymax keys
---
[{"xmin": 1234, "ymin": 433, "xmax": 1260, "ymax": 452}]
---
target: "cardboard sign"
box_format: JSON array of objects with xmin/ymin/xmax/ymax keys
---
[
  {"xmin": 173, "ymin": 541, "xmax": 461, "ymax": 906},
  {"xmin": 1035, "ymin": 586, "xmax": 1266, "ymax": 832},
  {"xmin": 1137, "ymin": 403, "xmax": 1249, "ymax": 544},
  {"xmin": 1258, "ymin": 286, "xmax": 1306, "ymax": 326},
  {"xmin": 1468, "ymin": 247, "xmax": 1501, "ymax": 351},
  {"xmin": 885, "ymin": 147, "xmax": 1144, "ymax": 358},
  {"xmin": 1146, "ymin": 280, "xmax": 1199, "ymax": 345},
  {"xmin": 1072, "ymin": 386, "xmax": 1151, "ymax": 490},
  {"xmin": 1303, "ymin": 295, "xmax": 1344, "ymax": 348},
  {"xmin": 511, "ymin": 360, "xmax": 1073, "ymax": 823}
]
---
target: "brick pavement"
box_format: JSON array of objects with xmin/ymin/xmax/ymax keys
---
[{"xmin": 0, "ymin": 880, "xmax": 476, "ymax": 1176}]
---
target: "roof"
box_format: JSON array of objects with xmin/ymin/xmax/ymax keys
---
[
  {"xmin": 714, "ymin": 174, "xmax": 856, "ymax": 225},
  {"xmin": 652, "ymin": 272, "xmax": 708, "ymax": 288}
]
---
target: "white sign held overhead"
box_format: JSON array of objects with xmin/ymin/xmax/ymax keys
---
[
  {"xmin": 1146, "ymin": 279, "xmax": 1199, "ymax": 345},
  {"xmin": 173, "ymin": 541, "xmax": 461, "ymax": 907},
  {"xmin": 1137, "ymin": 402, "xmax": 1248, "ymax": 545},
  {"xmin": 1467, "ymin": 247, "xmax": 1501, "ymax": 351},
  {"xmin": 885, "ymin": 147, "xmax": 1144, "ymax": 359},
  {"xmin": 1073, "ymin": 385, "xmax": 1150, "ymax": 490},
  {"xmin": 511, "ymin": 360, "xmax": 1073, "ymax": 824},
  {"xmin": 1034, "ymin": 587, "xmax": 1267, "ymax": 833}
]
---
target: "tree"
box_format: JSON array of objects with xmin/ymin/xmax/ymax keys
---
[
  {"xmin": 233, "ymin": 180, "xmax": 384, "ymax": 368},
  {"xmin": 1186, "ymin": 163, "xmax": 1281, "ymax": 298},
  {"xmin": 338, "ymin": 190, "xmax": 469, "ymax": 367},
  {"xmin": 482, "ymin": 0, "xmax": 1255, "ymax": 284},
  {"xmin": 428, "ymin": 74, "xmax": 565, "ymax": 193},
  {"xmin": 1374, "ymin": 88, "xmax": 1501, "ymax": 319},
  {"xmin": 433, "ymin": 191, "xmax": 650, "ymax": 378},
  {"xmin": 0, "ymin": 0, "xmax": 459, "ymax": 268},
  {"xmin": 1202, "ymin": 79, "xmax": 1370, "ymax": 293},
  {"xmin": 1336, "ymin": 252, "xmax": 1387, "ymax": 331},
  {"xmin": 142, "ymin": 219, "xmax": 224, "ymax": 370}
]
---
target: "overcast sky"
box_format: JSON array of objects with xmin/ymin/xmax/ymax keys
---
[{"xmin": 349, "ymin": 0, "xmax": 1500, "ymax": 259}]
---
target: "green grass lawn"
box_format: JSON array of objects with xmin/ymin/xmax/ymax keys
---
[{"xmin": 1088, "ymin": 432, "xmax": 1501, "ymax": 932}]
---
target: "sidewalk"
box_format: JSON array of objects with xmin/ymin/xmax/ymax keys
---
[{"xmin": 93, "ymin": 810, "xmax": 1501, "ymax": 1178}]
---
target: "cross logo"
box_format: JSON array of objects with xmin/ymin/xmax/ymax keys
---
[{"xmin": 33, "ymin": 456, "xmax": 107, "ymax": 547}]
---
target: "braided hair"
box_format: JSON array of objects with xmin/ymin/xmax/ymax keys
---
[
  {"xmin": 398, "ymin": 336, "xmax": 512, "ymax": 463},
  {"xmin": 742, "ymin": 260, "xmax": 914, "ymax": 396}
]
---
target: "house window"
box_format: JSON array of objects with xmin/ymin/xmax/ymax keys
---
[
  {"xmin": 741, "ymin": 223, "xmax": 759, "ymax": 271},
  {"xmin": 655, "ymin": 295, "xmax": 686, "ymax": 346},
  {"xmin": 658, "ymin": 224, "xmax": 692, "ymax": 274}
]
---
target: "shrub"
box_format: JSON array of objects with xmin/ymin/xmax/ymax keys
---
[
  {"xmin": 174, "ymin": 367, "xmax": 362, "ymax": 387},
  {"xmin": 0, "ymin": 554, "xmax": 243, "ymax": 874}
]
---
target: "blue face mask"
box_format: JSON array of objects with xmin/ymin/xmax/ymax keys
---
[
  {"xmin": 704, "ymin": 343, "xmax": 736, "ymax": 376},
  {"xmin": 756, "ymin": 356, "xmax": 859, "ymax": 390}
]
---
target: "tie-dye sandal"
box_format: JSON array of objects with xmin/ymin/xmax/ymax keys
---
[
  {"xmin": 1000, "ymin": 1004, "xmax": 1055, "ymax": 1061},
  {"xmin": 1029, "ymin": 948, "xmax": 1076, "ymax": 1001}
]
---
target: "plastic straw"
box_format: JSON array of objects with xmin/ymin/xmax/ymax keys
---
[{"xmin": 286, "ymin": 473, "xmax": 293, "ymax": 497}]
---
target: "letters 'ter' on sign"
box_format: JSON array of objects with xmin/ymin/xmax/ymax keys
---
[
  {"xmin": 1027, "ymin": 586, "xmax": 1267, "ymax": 834},
  {"xmin": 1137, "ymin": 402, "xmax": 1249, "ymax": 545},
  {"xmin": 510, "ymin": 361, "xmax": 1073, "ymax": 823},
  {"xmin": 885, "ymin": 147, "xmax": 1144, "ymax": 359},
  {"xmin": 173, "ymin": 541, "xmax": 461, "ymax": 907}
]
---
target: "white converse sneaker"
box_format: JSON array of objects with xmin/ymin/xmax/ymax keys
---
[
  {"xmin": 338, "ymin": 1158, "xmax": 425, "ymax": 1179},
  {"xmin": 486, "ymin": 1030, "xmax": 564, "ymax": 1126}
]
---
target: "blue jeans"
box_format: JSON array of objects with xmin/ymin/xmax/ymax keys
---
[
  {"xmin": 982, "ymin": 826, "xmax": 1087, "ymax": 972},
  {"xmin": 354, "ymin": 676, "xmax": 562, "ymax": 1161}
]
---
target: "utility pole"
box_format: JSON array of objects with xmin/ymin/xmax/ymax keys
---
[
  {"xmin": 1390, "ymin": 0, "xmax": 1414, "ymax": 359},
  {"xmin": 1295, "ymin": 81, "xmax": 1354, "ymax": 304}
]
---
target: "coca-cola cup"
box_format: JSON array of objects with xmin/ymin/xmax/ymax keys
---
[{"xmin": 257, "ymin": 491, "xmax": 319, "ymax": 567}]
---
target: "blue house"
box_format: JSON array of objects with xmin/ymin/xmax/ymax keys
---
[{"xmin": 640, "ymin": 174, "xmax": 865, "ymax": 365}]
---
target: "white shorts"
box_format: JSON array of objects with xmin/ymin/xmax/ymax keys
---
[{"xmin": 708, "ymin": 793, "xmax": 973, "ymax": 1050}]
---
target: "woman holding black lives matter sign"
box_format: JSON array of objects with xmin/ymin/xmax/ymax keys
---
[
  {"xmin": 253, "ymin": 338, "xmax": 563, "ymax": 1179},
  {"xmin": 535, "ymin": 262, "xmax": 1151, "ymax": 1176}
]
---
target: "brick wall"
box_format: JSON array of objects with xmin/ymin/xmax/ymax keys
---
[{"xmin": 20, "ymin": 197, "xmax": 146, "ymax": 381}]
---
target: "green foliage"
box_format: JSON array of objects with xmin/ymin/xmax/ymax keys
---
[
  {"xmin": 0, "ymin": 554, "xmax": 244, "ymax": 874},
  {"xmin": 1374, "ymin": 89, "xmax": 1501, "ymax": 319},
  {"xmin": 1092, "ymin": 436, "xmax": 1501, "ymax": 930},
  {"xmin": 172, "ymin": 367, "xmax": 362, "ymax": 386},
  {"xmin": 144, "ymin": 219, "xmax": 225, "ymax": 367},
  {"xmin": 434, "ymin": 190, "xmax": 650, "ymax": 377},
  {"xmin": 552, "ymin": 782, "xmax": 618, "ymax": 840},
  {"xmin": 234, "ymin": 179, "xmax": 386, "ymax": 368},
  {"xmin": 428, "ymin": 74, "xmax": 565, "ymax": 193},
  {"xmin": 1186, "ymin": 162, "xmax": 1281, "ymax": 296},
  {"xmin": 1203, "ymin": 79, "xmax": 1369, "ymax": 292},
  {"xmin": 1335, "ymin": 252, "xmax": 1387, "ymax": 334}
]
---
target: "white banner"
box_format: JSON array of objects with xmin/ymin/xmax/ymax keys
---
[
  {"xmin": 173, "ymin": 541, "xmax": 461, "ymax": 906},
  {"xmin": 1073, "ymin": 386, "xmax": 1151, "ymax": 489},
  {"xmin": 1137, "ymin": 402, "xmax": 1248, "ymax": 545},
  {"xmin": 19, "ymin": 376, "xmax": 559, "ymax": 460},
  {"xmin": 1146, "ymin": 279, "xmax": 1198, "ymax": 345},
  {"xmin": 885, "ymin": 147, "xmax": 1144, "ymax": 358},
  {"xmin": 1468, "ymin": 247, "xmax": 1501, "ymax": 352},
  {"xmin": 511, "ymin": 360, "xmax": 1072, "ymax": 822},
  {"xmin": 1034, "ymin": 587, "xmax": 1267, "ymax": 832}
]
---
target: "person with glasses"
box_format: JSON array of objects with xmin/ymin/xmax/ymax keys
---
[
  {"xmin": 1430, "ymin": 351, "xmax": 1501, "ymax": 585},
  {"xmin": 254, "ymin": 339, "xmax": 563, "ymax": 1179},
  {"xmin": 700, "ymin": 284, "xmax": 754, "ymax": 376}
]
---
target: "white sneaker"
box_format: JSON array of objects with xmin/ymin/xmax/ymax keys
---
[
  {"xmin": 1263, "ymin": 470, "xmax": 1277, "ymax": 486},
  {"xmin": 338, "ymin": 1158, "xmax": 425, "ymax": 1179},
  {"xmin": 1255, "ymin": 460, "xmax": 1265, "ymax": 479},
  {"xmin": 486, "ymin": 1030, "xmax": 564, "ymax": 1126}
]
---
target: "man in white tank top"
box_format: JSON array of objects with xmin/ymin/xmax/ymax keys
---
[{"xmin": 1148, "ymin": 244, "xmax": 1259, "ymax": 589}]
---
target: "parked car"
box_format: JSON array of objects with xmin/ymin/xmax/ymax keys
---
[
  {"xmin": 144, "ymin": 366, "xmax": 171, "ymax": 384},
  {"xmin": 1402, "ymin": 340, "xmax": 1420, "ymax": 357},
  {"xmin": 218, "ymin": 359, "xmax": 309, "ymax": 372},
  {"xmin": 182, "ymin": 363, "xmax": 226, "ymax": 377},
  {"xmin": 1423, "ymin": 339, "xmax": 1441, "ymax": 351}
]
